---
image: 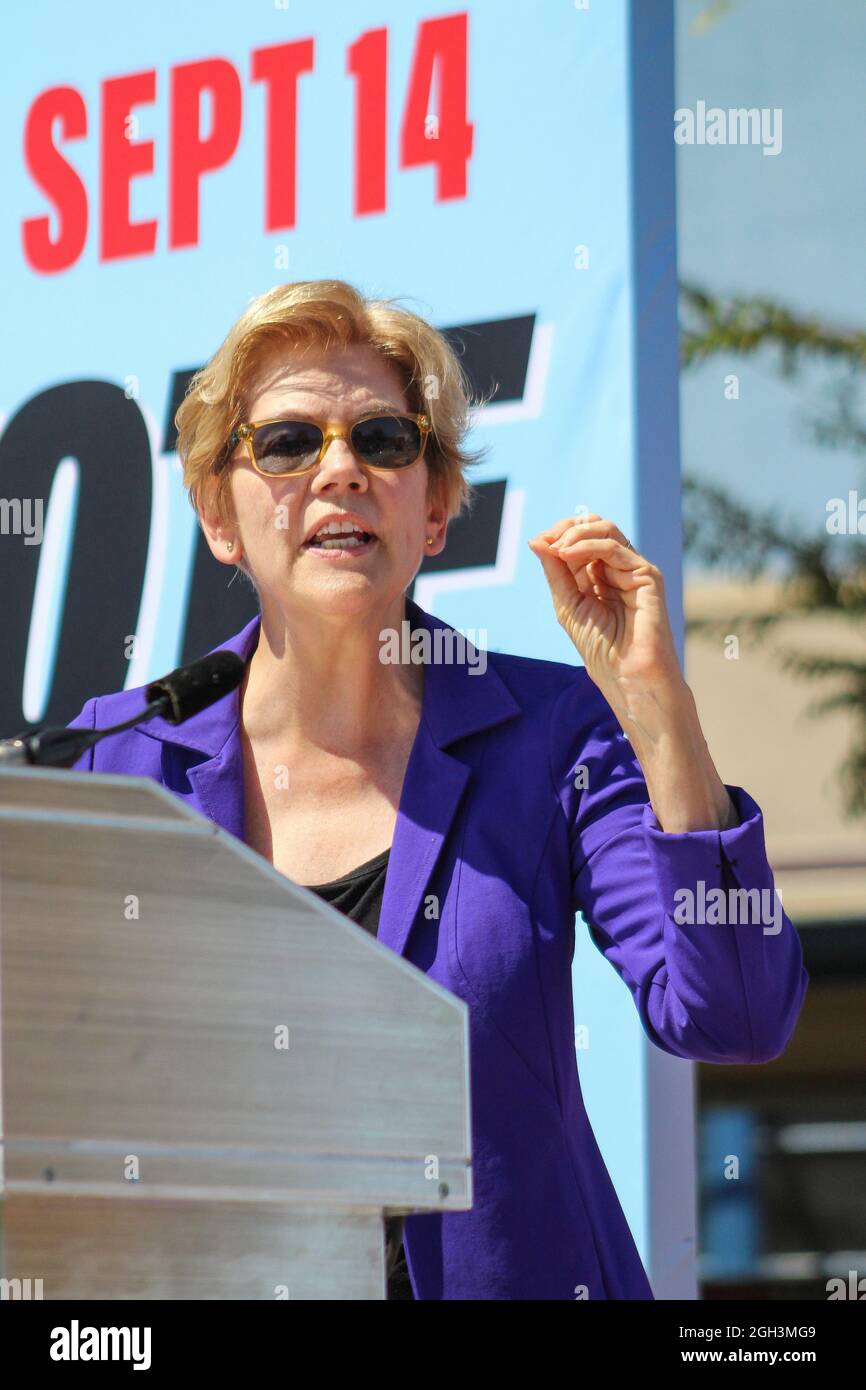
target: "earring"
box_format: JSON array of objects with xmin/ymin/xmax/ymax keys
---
[
  {"xmin": 426, "ymin": 537, "xmax": 433, "ymax": 546},
  {"xmin": 227, "ymin": 541, "xmax": 235, "ymax": 553}
]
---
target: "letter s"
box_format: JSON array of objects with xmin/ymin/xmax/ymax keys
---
[{"xmin": 22, "ymin": 86, "xmax": 89, "ymax": 274}]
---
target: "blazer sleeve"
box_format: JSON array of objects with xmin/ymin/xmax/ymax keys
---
[
  {"xmin": 553, "ymin": 676, "xmax": 809, "ymax": 1065},
  {"xmin": 64, "ymin": 696, "xmax": 98, "ymax": 772}
]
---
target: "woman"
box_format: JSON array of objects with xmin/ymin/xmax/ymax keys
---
[{"xmin": 67, "ymin": 279, "xmax": 808, "ymax": 1300}]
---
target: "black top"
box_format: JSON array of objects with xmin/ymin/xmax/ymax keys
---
[
  {"xmin": 304, "ymin": 848, "xmax": 414, "ymax": 1301},
  {"xmin": 305, "ymin": 847, "xmax": 390, "ymax": 938}
]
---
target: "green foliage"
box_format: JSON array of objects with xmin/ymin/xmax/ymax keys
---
[
  {"xmin": 680, "ymin": 287, "xmax": 866, "ymax": 820},
  {"xmin": 680, "ymin": 285, "xmax": 866, "ymax": 376},
  {"xmin": 688, "ymin": 0, "xmax": 736, "ymax": 37}
]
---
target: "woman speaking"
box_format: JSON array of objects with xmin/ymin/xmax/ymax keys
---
[{"xmin": 67, "ymin": 279, "xmax": 808, "ymax": 1300}]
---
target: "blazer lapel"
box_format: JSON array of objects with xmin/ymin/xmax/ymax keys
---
[
  {"xmin": 376, "ymin": 730, "xmax": 472, "ymax": 960},
  {"xmin": 134, "ymin": 601, "xmax": 523, "ymax": 961},
  {"xmin": 136, "ymin": 615, "xmax": 261, "ymax": 841},
  {"xmin": 377, "ymin": 600, "xmax": 522, "ymax": 960},
  {"xmin": 186, "ymin": 724, "xmax": 247, "ymax": 842}
]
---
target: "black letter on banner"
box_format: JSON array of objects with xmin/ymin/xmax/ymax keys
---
[
  {"xmin": 165, "ymin": 367, "xmax": 260, "ymax": 664},
  {"xmin": 181, "ymin": 535, "xmax": 260, "ymax": 664},
  {"xmin": 0, "ymin": 381, "xmax": 151, "ymax": 731}
]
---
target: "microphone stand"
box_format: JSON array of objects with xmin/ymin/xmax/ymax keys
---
[
  {"xmin": 0, "ymin": 700, "xmax": 171, "ymax": 770},
  {"xmin": 0, "ymin": 650, "xmax": 246, "ymax": 770}
]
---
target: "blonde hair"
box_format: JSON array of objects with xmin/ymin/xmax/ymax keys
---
[{"xmin": 175, "ymin": 280, "xmax": 488, "ymax": 534}]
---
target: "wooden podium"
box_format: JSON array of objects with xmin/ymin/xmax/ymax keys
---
[{"xmin": 0, "ymin": 768, "xmax": 471, "ymax": 1299}]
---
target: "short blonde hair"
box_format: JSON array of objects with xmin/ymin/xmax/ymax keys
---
[{"xmin": 176, "ymin": 280, "xmax": 488, "ymax": 530}]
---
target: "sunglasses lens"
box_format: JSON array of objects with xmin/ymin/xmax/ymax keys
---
[
  {"xmin": 252, "ymin": 421, "xmax": 323, "ymax": 473},
  {"xmin": 351, "ymin": 416, "xmax": 423, "ymax": 469}
]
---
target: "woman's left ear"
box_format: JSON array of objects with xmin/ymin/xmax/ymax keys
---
[
  {"xmin": 198, "ymin": 501, "xmax": 243, "ymax": 567},
  {"xmin": 424, "ymin": 509, "xmax": 448, "ymax": 557}
]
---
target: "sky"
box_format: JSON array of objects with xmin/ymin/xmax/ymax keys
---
[{"xmin": 674, "ymin": 0, "xmax": 866, "ymax": 574}]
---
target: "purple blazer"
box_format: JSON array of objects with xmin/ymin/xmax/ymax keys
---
[{"xmin": 66, "ymin": 597, "xmax": 807, "ymax": 1299}]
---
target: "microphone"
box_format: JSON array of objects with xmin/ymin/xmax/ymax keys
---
[
  {"xmin": 0, "ymin": 650, "xmax": 246, "ymax": 771},
  {"xmin": 145, "ymin": 650, "xmax": 246, "ymax": 724}
]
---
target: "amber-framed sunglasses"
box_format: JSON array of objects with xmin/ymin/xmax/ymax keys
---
[{"xmin": 220, "ymin": 411, "xmax": 431, "ymax": 478}]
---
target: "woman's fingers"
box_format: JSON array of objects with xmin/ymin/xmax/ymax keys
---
[
  {"xmin": 550, "ymin": 535, "xmax": 643, "ymax": 571},
  {"xmin": 530, "ymin": 517, "xmax": 651, "ymax": 604},
  {"xmin": 539, "ymin": 513, "xmax": 603, "ymax": 544},
  {"xmin": 544, "ymin": 515, "xmax": 637, "ymax": 553}
]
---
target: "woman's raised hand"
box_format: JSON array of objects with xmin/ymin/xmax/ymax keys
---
[{"xmin": 528, "ymin": 513, "xmax": 682, "ymax": 695}]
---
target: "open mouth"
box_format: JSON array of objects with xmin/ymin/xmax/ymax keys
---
[{"xmin": 304, "ymin": 521, "xmax": 378, "ymax": 552}]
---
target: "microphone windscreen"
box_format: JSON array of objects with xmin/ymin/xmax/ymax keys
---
[{"xmin": 146, "ymin": 650, "xmax": 246, "ymax": 725}]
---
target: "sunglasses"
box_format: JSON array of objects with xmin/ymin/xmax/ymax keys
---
[{"xmin": 223, "ymin": 411, "xmax": 431, "ymax": 477}]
